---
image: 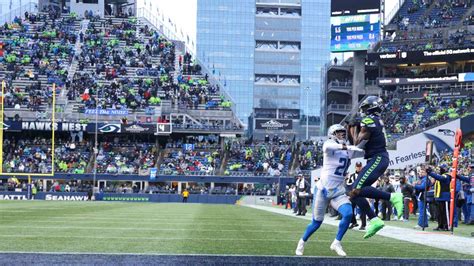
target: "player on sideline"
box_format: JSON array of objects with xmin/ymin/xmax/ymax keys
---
[
  {"xmin": 348, "ymin": 96, "xmax": 404, "ymax": 239},
  {"xmin": 296, "ymin": 124, "xmax": 364, "ymax": 257}
]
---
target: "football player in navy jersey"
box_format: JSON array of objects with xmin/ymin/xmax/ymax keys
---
[{"xmin": 348, "ymin": 96, "xmax": 404, "ymax": 239}]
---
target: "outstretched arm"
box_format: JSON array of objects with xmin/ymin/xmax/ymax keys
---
[
  {"xmin": 457, "ymin": 175, "xmax": 471, "ymax": 183},
  {"xmin": 427, "ymin": 171, "xmax": 450, "ymax": 184},
  {"xmin": 323, "ymin": 142, "xmax": 346, "ymax": 152}
]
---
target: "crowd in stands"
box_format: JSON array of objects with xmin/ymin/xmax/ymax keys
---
[
  {"xmin": 377, "ymin": 0, "xmax": 472, "ymax": 52},
  {"xmin": 297, "ymin": 140, "xmax": 324, "ymax": 172},
  {"xmin": 0, "ymin": 10, "xmax": 240, "ymax": 135},
  {"xmin": 2, "ymin": 136, "xmax": 52, "ymax": 174},
  {"xmin": 55, "ymin": 139, "xmax": 91, "ymax": 174},
  {"xmin": 95, "ymin": 137, "xmax": 156, "ymax": 175},
  {"xmin": 159, "ymin": 136, "xmax": 220, "ymax": 176},
  {"xmin": 225, "ymin": 136, "xmax": 294, "ymax": 177},
  {"xmin": 382, "ymin": 94, "xmax": 472, "ymax": 142},
  {"xmin": 73, "ymin": 17, "xmax": 176, "ymax": 111},
  {"xmin": 1, "ymin": 10, "xmax": 77, "ymax": 110}
]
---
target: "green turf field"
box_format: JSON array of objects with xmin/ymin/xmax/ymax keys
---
[{"xmin": 0, "ymin": 201, "xmax": 472, "ymax": 258}]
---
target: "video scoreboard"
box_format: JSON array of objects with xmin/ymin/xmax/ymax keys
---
[{"xmin": 331, "ymin": 0, "xmax": 381, "ymax": 53}]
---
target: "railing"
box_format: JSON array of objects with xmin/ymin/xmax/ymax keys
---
[
  {"xmin": 328, "ymin": 81, "xmax": 352, "ymax": 88},
  {"xmin": 136, "ymin": 7, "xmax": 193, "ymax": 56},
  {"xmin": 0, "ymin": 2, "xmax": 38, "ymax": 25},
  {"xmin": 256, "ymin": 0, "xmax": 301, "ymax": 4},
  {"xmin": 328, "ymin": 104, "xmax": 352, "ymax": 112}
]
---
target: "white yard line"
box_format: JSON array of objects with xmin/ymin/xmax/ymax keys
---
[
  {"xmin": 0, "ymin": 234, "xmax": 374, "ymax": 243},
  {"xmin": 244, "ymin": 204, "xmax": 474, "ymax": 256}
]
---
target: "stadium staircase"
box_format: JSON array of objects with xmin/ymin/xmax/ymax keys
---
[
  {"xmin": 219, "ymin": 148, "xmax": 230, "ymax": 175},
  {"xmin": 289, "ymin": 143, "xmax": 301, "ymax": 174},
  {"xmin": 86, "ymin": 148, "xmax": 96, "ymax": 173},
  {"xmin": 156, "ymin": 148, "xmax": 165, "ymax": 172}
]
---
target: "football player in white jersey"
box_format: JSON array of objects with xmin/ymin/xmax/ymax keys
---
[{"xmin": 296, "ymin": 124, "xmax": 364, "ymax": 256}]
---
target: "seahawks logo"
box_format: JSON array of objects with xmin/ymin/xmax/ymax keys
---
[
  {"xmin": 98, "ymin": 124, "xmax": 121, "ymax": 133},
  {"xmin": 0, "ymin": 122, "xmax": 10, "ymax": 130}
]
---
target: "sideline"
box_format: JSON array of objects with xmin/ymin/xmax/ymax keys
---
[{"xmin": 244, "ymin": 204, "xmax": 474, "ymax": 256}]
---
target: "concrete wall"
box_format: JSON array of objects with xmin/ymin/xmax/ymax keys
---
[{"xmin": 70, "ymin": 0, "xmax": 104, "ymax": 18}]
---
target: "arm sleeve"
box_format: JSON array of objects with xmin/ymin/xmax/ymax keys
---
[
  {"xmin": 428, "ymin": 172, "xmax": 450, "ymax": 184},
  {"xmin": 323, "ymin": 142, "xmax": 343, "ymax": 152},
  {"xmin": 457, "ymin": 175, "xmax": 471, "ymax": 183}
]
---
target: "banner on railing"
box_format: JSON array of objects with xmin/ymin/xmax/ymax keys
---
[
  {"xmin": 85, "ymin": 109, "xmax": 129, "ymax": 116},
  {"xmin": 255, "ymin": 119, "xmax": 292, "ymax": 130},
  {"xmin": 150, "ymin": 168, "xmax": 157, "ymax": 181}
]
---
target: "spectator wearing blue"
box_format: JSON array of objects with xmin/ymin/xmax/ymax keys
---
[
  {"xmin": 458, "ymin": 173, "xmax": 472, "ymax": 224},
  {"xmin": 426, "ymin": 166, "xmax": 471, "ymax": 229},
  {"xmin": 414, "ymin": 168, "xmax": 431, "ymax": 229}
]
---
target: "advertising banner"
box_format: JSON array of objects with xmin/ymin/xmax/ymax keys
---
[
  {"xmin": 377, "ymin": 73, "xmax": 474, "ymax": 86},
  {"xmin": 368, "ymin": 48, "xmax": 474, "ymax": 64},
  {"xmin": 255, "ymin": 119, "xmax": 292, "ymax": 130},
  {"xmin": 42, "ymin": 193, "xmax": 89, "ymax": 201},
  {"xmin": 84, "ymin": 109, "xmax": 129, "ymax": 116},
  {"xmin": 0, "ymin": 192, "xmax": 28, "ymax": 200},
  {"xmin": 121, "ymin": 124, "xmax": 155, "ymax": 134},
  {"xmin": 387, "ymin": 119, "xmax": 460, "ymax": 169},
  {"xmin": 149, "ymin": 168, "xmax": 157, "ymax": 181},
  {"xmin": 3, "ymin": 122, "xmax": 146, "ymax": 134}
]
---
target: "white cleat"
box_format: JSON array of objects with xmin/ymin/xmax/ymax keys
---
[
  {"xmin": 295, "ymin": 239, "xmax": 305, "ymax": 256},
  {"xmin": 330, "ymin": 240, "xmax": 347, "ymax": 257}
]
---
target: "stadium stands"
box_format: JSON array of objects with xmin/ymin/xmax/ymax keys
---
[
  {"xmin": 225, "ymin": 138, "xmax": 294, "ymax": 177},
  {"xmin": 2, "ymin": 136, "xmax": 52, "ymax": 174},
  {"xmin": 159, "ymin": 136, "xmax": 220, "ymax": 176},
  {"xmin": 1, "ymin": 11, "xmax": 78, "ymax": 111},
  {"xmin": 382, "ymin": 94, "xmax": 472, "ymax": 143},
  {"xmin": 378, "ymin": 0, "xmax": 473, "ymax": 52},
  {"xmin": 0, "ymin": 9, "xmax": 469, "ymax": 201}
]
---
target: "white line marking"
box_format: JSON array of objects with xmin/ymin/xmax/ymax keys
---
[
  {"xmin": 244, "ymin": 204, "xmax": 474, "ymax": 255},
  {"xmin": 0, "ymin": 234, "xmax": 378, "ymax": 243},
  {"xmin": 0, "ymin": 225, "xmax": 309, "ymax": 234}
]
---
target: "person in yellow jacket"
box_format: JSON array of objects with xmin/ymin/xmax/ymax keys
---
[{"xmin": 182, "ymin": 189, "xmax": 190, "ymax": 203}]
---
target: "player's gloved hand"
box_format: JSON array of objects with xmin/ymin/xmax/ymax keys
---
[
  {"xmin": 426, "ymin": 167, "xmax": 432, "ymax": 174},
  {"xmin": 346, "ymin": 145, "xmax": 364, "ymax": 153}
]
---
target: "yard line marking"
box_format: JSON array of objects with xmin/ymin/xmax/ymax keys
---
[
  {"xmin": 0, "ymin": 220, "xmax": 307, "ymax": 227},
  {"xmin": 0, "ymin": 225, "xmax": 308, "ymax": 234},
  {"xmin": 0, "ymin": 234, "xmax": 399, "ymax": 243}
]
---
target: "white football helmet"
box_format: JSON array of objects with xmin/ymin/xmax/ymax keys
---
[{"xmin": 328, "ymin": 124, "xmax": 347, "ymax": 144}]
